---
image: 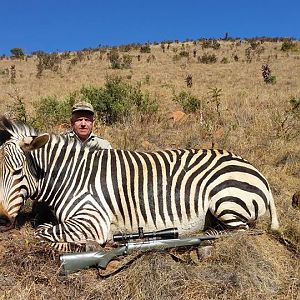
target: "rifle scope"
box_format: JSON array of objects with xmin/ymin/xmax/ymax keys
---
[{"xmin": 113, "ymin": 227, "xmax": 178, "ymax": 242}]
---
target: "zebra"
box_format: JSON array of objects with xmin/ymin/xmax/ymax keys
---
[{"xmin": 0, "ymin": 116, "xmax": 279, "ymax": 251}]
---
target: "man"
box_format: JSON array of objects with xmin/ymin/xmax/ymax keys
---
[
  {"xmin": 33, "ymin": 102, "xmax": 111, "ymax": 228},
  {"xmin": 65, "ymin": 101, "xmax": 112, "ymax": 149}
]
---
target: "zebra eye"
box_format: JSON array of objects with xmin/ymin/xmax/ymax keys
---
[{"xmin": 11, "ymin": 168, "xmax": 22, "ymax": 176}]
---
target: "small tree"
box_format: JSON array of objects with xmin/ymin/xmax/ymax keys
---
[
  {"xmin": 173, "ymin": 91, "xmax": 201, "ymax": 113},
  {"xmin": 10, "ymin": 48, "xmax": 25, "ymax": 59},
  {"xmin": 208, "ymin": 87, "xmax": 222, "ymax": 120}
]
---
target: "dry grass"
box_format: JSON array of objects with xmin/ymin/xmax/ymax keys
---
[
  {"xmin": 0, "ymin": 226, "xmax": 298, "ymax": 300},
  {"xmin": 0, "ymin": 39, "xmax": 299, "ymax": 299}
]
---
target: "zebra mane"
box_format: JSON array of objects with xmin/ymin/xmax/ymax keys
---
[
  {"xmin": 0, "ymin": 116, "xmax": 100, "ymax": 152},
  {"xmin": 0, "ymin": 116, "xmax": 38, "ymax": 147}
]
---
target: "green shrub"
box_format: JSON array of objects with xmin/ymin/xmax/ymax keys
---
[
  {"xmin": 281, "ymin": 39, "xmax": 298, "ymax": 52},
  {"xmin": 179, "ymin": 51, "xmax": 189, "ymax": 58},
  {"xmin": 264, "ymin": 75, "xmax": 276, "ymax": 84},
  {"xmin": 221, "ymin": 57, "xmax": 229, "ymax": 64},
  {"xmin": 30, "ymin": 77, "xmax": 158, "ymax": 128},
  {"xmin": 119, "ymin": 45, "xmax": 132, "ymax": 52},
  {"xmin": 289, "ymin": 97, "xmax": 300, "ymax": 112},
  {"xmin": 31, "ymin": 96, "xmax": 71, "ymax": 130},
  {"xmin": 202, "ymin": 40, "xmax": 220, "ymax": 50},
  {"xmin": 36, "ymin": 52, "xmax": 61, "ymax": 77},
  {"xmin": 173, "ymin": 91, "xmax": 201, "ymax": 113},
  {"xmin": 10, "ymin": 48, "xmax": 25, "ymax": 59},
  {"xmin": 198, "ymin": 53, "xmax": 217, "ymax": 64},
  {"xmin": 6, "ymin": 92, "xmax": 27, "ymax": 122},
  {"xmin": 108, "ymin": 49, "xmax": 121, "ymax": 69},
  {"xmin": 273, "ymin": 96, "xmax": 300, "ymax": 140},
  {"xmin": 140, "ymin": 44, "xmax": 151, "ymax": 53},
  {"xmin": 80, "ymin": 76, "xmax": 158, "ymax": 124},
  {"xmin": 122, "ymin": 54, "xmax": 132, "ymax": 69},
  {"xmin": 108, "ymin": 50, "xmax": 132, "ymax": 69},
  {"xmin": 172, "ymin": 54, "xmax": 181, "ymax": 62}
]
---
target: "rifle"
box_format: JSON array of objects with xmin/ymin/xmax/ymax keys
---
[{"xmin": 59, "ymin": 227, "xmax": 217, "ymax": 275}]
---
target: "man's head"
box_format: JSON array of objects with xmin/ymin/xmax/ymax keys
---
[{"xmin": 71, "ymin": 101, "xmax": 95, "ymax": 142}]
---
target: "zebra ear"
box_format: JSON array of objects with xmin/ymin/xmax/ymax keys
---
[{"xmin": 20, "ymin": 133, "xmax": 50, "ymax": 152}]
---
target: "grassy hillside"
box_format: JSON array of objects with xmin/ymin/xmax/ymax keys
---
[{"xmin": 0, "ymin": 38, "xmax": 299, "ymax": 300}]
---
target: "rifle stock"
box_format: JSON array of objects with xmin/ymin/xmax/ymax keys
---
[
  {"xmin": 60, "ymin": 235, "xmax": 217, "ymax": 275},
  {"xmin": 60, "ymin": 246, "xmax": 126, "ymax": 275}
]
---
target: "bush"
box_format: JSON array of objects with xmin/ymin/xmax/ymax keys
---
[
  {"xmin": 119, "ymin": 45, "xmax": 132, "ymax": 52},
  {"xmin": 30, "ymin": 77, "xmax": 158, "ymax": 128},
  {"xmin": 80, "ymin": 76, "xmax": 158, "ymax": 124},
  {"xmin": 108, "ymin": 49, "xmax": 121, "ymax": 69},
  {"xmin": 36, "ymin": 52, "xmax": 61, "ymax": 77},
  {"xmin": 179, "ymin": 51, "xmax": 189, "ymax": 58},
  {"xmin": 108, "ymin": 50, "xmax": 132, "ymax": 69},
  {"xmin": 281, "ymin": 39, "xmax": 298, "ymax": 52},
  {"xmin": 10, "ymin": 48, "xmax": 25, "ymax": 59},
  {"xmin": 173, "ymin": 91, "xmax": 202, "ymax": 113},
  {"xmin": 262, "ymin": 64, "xmax": 276, "ymax": 85},
  {"xmin": 31, "ymin": 96, "xmax": 71, "ymax": 130},
  {"xmin": 202, "ymin": 40, "xmax": 220, "ymax": 50},
  {"xmin": 273, "ymin": 96, "xmax": 300, "ymax": 140},
  {"xmin": 264, "ymin": 75, "xmax": 276, "ymax": 84},
  {"xmin": 140, "ymin": 44, "xmax": 151, "ymax": 53},
  {"xmin": 289, "ymin": 97, "xmax": 300, "ymax": 112},
  {"xmin": 172, "ymin": 54, "xmax": 181, "ymax": 62},
  {"xmin": 6, "ymin": 92, "xmax": 27, "ymax": 122},
  {"xmin": 221, "ymin": 57, "xmax": 229, "ymax": 64},
  {"xmin": 198, "ymin": 53, "xmax": 217, "ymax": 64},
  {"xmin": 122, "ymin": 54, "xmax": 132, "ymax": 69}
]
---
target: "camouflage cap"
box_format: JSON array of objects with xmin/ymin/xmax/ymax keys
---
[{"xmin": 72, "ymin": 101, "xmax": 94, "ymax": 114}]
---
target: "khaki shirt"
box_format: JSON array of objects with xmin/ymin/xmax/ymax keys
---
[{"xmin": 63, "ymin": 131, "xmax": 112, "ymax": 149}]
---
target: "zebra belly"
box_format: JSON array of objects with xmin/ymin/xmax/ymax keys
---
[{"xmin": 108, "ymin": 212, "xmax": 207, "ymax": 238}]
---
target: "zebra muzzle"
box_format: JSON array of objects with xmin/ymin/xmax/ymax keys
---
[{"xmin": 0, "ymin": 214, "xmax": 15, "ymax": 232}]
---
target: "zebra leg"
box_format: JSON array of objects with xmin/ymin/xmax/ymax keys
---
[
  {"xmin": 50, "ymin": 241, "xmax": 85, "ymax": 252},
  {"xmin": 34, "ymin": 195, "xmax": 112, "ymax": 250},
  {"xmin": 208, "ymin": 197, "xmax": 251, "ymax": 230},
  {"xmin": 35, "ymin": 214, "xmax": 110, "ymax": 249},
  {"xmin": 34, "ymin": 223, "xmax": 85, "ymax": 252}
]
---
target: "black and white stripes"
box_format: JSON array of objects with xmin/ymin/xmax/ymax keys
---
[{"xmin": 0, "ymin": 117, "xmax": 279, "ymax": 249}]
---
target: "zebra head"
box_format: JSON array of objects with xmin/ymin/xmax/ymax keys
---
[{"xmin": 0, "ymin": 116, "xmax": 49, "ymax": 232}]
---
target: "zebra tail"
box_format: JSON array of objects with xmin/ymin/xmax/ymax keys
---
[{"xmin": 268, "ymin": 190, "xmax": 280, "ymax": 231}]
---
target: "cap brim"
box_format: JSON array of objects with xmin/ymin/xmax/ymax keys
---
[{"xmin": 72, "ymin": 108, "xmax": 94, "ymax": 114}]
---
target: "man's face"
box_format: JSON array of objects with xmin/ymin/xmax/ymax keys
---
[{"xmin": 71, "ymin": 111, "xmax": 94, "ymax": 141}]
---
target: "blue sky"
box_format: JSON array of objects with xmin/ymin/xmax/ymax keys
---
[{"xmin": 1, "ymin": 0, "xmax": 299, "ymax": 56}]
